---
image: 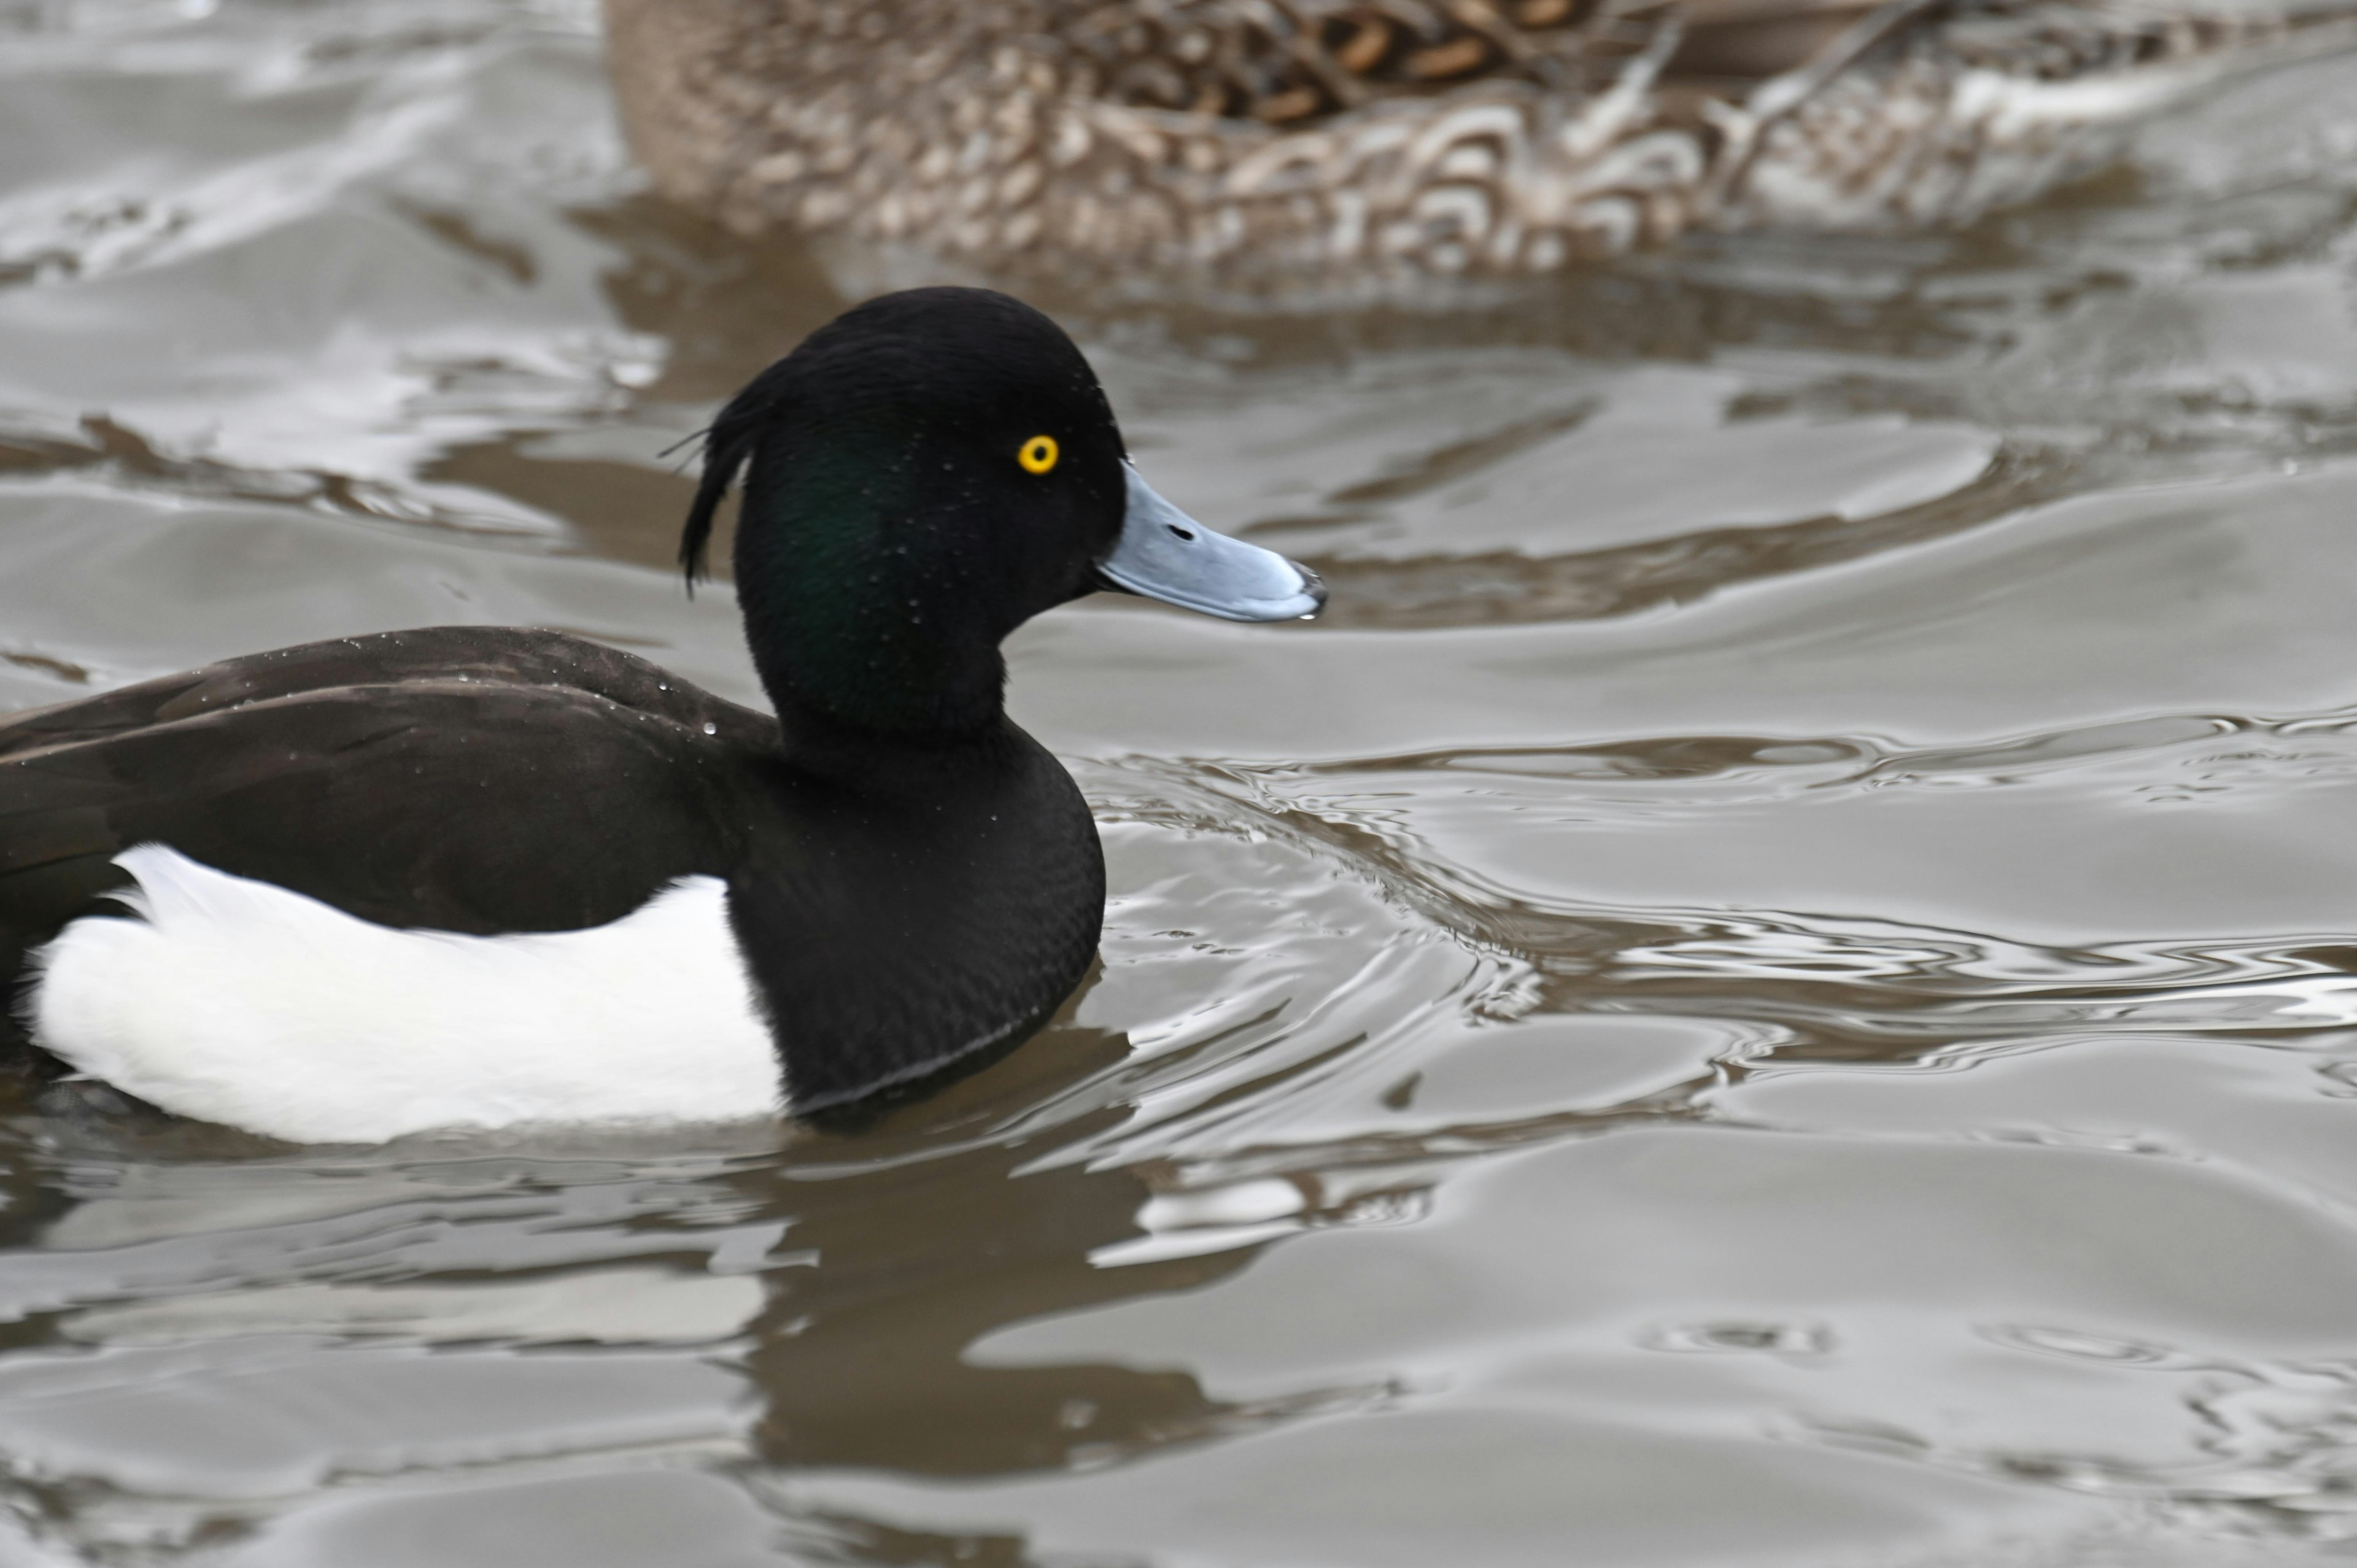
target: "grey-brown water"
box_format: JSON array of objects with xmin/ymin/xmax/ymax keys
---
[{"xmin": 6, "ymin": 3, "xmax": 2357, "ymax": 1564}]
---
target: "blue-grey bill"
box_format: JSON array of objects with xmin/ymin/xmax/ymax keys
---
[{"xmin": 1096, "ymin": 465, "xmax": 1326, "ymax": 622}]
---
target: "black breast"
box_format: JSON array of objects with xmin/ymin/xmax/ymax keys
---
[{"xmin": 725, "ymin": 727, "xmax": 1105, "ymax": 1113}]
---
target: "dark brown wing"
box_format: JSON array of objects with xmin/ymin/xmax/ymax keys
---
[
  {"xmin": 0, "ymin": 627, "xmax": 778, "ymax": 1049},
  {"xmin": 1058, "ymin": 0, "xmax": 1678, "ymax": 123}
]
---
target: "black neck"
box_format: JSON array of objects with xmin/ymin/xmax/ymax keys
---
[{"xmin": 733, "ymin": 422, "xmax": 1016, "ymax": 741}]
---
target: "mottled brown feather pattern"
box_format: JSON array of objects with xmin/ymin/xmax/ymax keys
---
[{"xmin": 602, "ymin": 0, "xmax": 2357, "ymax": 284}]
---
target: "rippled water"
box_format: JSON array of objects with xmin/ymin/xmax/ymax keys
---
[{"xmin": 8, "ymin": 2, "xmax": 2357, "ymax": 1563}]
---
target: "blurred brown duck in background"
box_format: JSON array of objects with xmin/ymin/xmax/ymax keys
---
[{"xmin": 602, "ymin": 0, "xmax": 2357, "ymax": 284}]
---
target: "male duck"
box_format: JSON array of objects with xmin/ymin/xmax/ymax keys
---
[
  {"xmin": 603, "ymin": 0, "xmax": 2357, "ymax": 282},
  {"xmin": 0, "ymin": 288, "xmax": 1323, "ymax": 1144}
]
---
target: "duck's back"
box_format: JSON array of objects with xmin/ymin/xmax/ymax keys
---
[
  {"xmin": 605, "ymin": 0, "xmax": 2357, "ymax": 280},
  {"xmin": 0, "ymin": 627, "xmax": 764, "ymax": 969},
  {"xmin": 0, "ymin": 627, "xmax": 776, "ymax": 1118}
]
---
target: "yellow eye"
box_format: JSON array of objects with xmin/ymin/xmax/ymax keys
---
[{"xmin": 1017, "ymin": 434, "xmax": 1059, "ymax": 475}]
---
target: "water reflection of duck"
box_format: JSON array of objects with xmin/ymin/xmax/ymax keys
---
[
  {"xmin": 0, "ymin": 288, "xmax": 1323, "ymax": 1145},
  {"xmin": 603, "ymin": 0, "xmax": 2357, "ymax": 282}
]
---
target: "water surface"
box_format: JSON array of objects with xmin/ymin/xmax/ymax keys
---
[{"xmin": 7, "ymin": 4, "xmax": 2357, "ymax": 1563}]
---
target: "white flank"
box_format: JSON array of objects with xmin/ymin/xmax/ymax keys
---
[{"xmin": 27, "ymin": 845, "xmax": 783, "ymax": 1143}]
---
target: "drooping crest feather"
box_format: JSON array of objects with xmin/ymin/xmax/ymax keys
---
[{"xmin": 680, "ymin": 363, "xmax": 792, "ymax": 592}]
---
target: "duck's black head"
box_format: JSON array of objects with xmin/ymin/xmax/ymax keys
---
[{"xmin": 683, "ymin": 287, "xmax": 1322, "ymax": 739}]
